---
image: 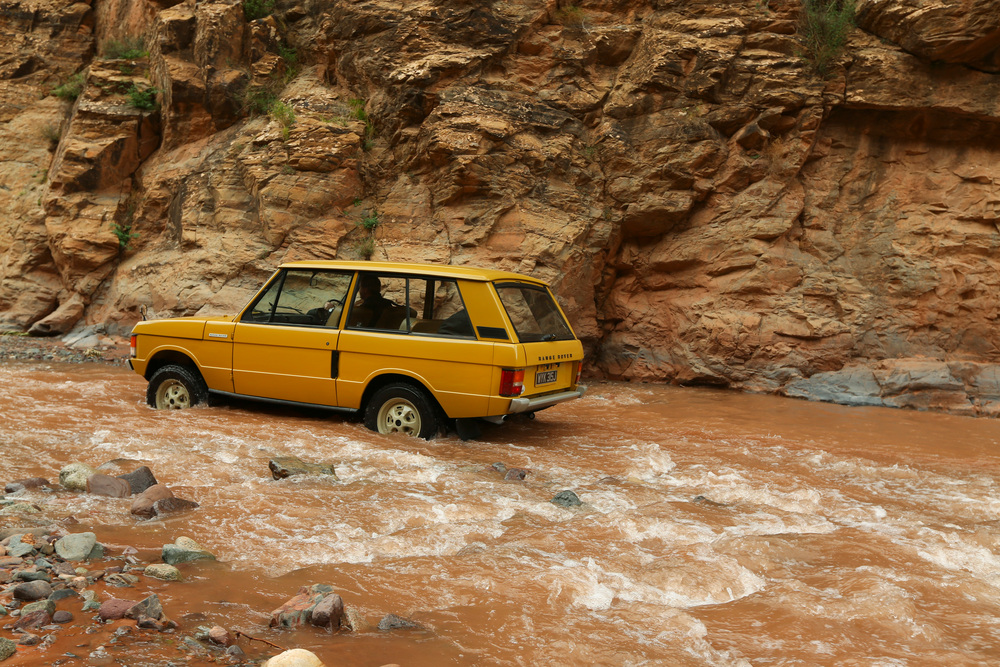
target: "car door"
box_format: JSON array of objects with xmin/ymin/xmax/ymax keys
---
[{"xmin": 231, "ymin": 269, "xmax": 353, "ymax": 406}]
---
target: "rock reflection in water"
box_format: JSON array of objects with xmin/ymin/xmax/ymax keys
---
[{"xmin": 2, "ymin": 361, "xmax": 1000, "ymax": 666}]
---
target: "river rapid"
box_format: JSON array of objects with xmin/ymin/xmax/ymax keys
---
[{"xmin": 2, "ymin": 360, "xmax": 1000, "ymax": 666}]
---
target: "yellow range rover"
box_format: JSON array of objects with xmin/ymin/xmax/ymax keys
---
[{"xmin": 129, "ymin": 261, "xmax": 586, "ymax": 438}]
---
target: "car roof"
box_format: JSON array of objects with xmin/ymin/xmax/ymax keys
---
[{"xmin": 278, "ymin": 260, "xmax": 549, "ymax": 285}]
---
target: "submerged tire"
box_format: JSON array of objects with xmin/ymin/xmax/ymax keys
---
[
  {"xmin": 146, "ymin": 364, "xmax": 209, "ymax": 410},
  {"xmin": 364, "ymin": 383, "xmax": 438, "ymax": 439}
]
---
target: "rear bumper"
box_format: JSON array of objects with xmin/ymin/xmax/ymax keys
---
[{"xmin": 507, "ymin": 386, "xmax": 587, "ymax": 414}]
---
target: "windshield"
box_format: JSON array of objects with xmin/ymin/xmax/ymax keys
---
[{"xmin": 494, "ymin": 282, "xmax": 574, "ymax": 343}]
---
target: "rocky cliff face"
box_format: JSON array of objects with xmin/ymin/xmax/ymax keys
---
[{"xmin": 2, "ymin": 0, "xmax": 1000, "ymax": 415}]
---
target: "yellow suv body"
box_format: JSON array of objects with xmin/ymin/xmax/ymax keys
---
[{"xmin": 128, "ymin": 261, "xmax": 586, "ymax": 438}]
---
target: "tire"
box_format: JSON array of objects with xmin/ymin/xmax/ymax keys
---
[
  {"xmin": 146, "ymin": 364, "xmax": 209, "ymax": 410},
  {"xmin": 364, "ymin": 383, "xmax": 438, "ymax": 439}
]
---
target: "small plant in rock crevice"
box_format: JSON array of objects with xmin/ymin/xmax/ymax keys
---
[
  {"xmin": 242, "ymin": 0, "xmax": 276, "ymax": 21},
  {"xmin": 52, "ymin": 73, "xmax": 85, "ymax": 101},
  {"xmin": 355, "ymin": 210, "xmax": 380, "ymax": 260},
  {"xmin": 798, "ymin": 0, "xmax": 856, "ymax": 75},
  {"xmin": 113, "ymin": 196, "xmax": 141, "ymax": 251},
  {"xmin": 102, "ymin": 36, "xmax": 148, "ymax": 60},
  {"xmin": 126, "ymin": 84, "xmax": 159, "ymax": 111},
  {"xmin": 269, "ymin": 100, "xmax": 296, "ymax": 139}
]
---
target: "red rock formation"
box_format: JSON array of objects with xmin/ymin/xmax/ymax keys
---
[{"xmin": 1, "ymin": 0, "xmax": 1000, "ymax": 414}]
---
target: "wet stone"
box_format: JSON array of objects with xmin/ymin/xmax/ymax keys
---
[
  {"xmin": 144, "ymin": 564, "xmax": 181, "ymax": 581},
  {"xmin": 13, "ymin": 609, "xmax": 51, "ymax": 630},
  {"xmin": 269, "ymin": 455, "xmax": 338, "ymax": 480},
  {"xmin": 504, "ymin": 468, "xmax": 529, "ymax": 481},
  {"xmin": 152, "ymin": 497, "xmax": 200, "ymax": 516},
  {"xmin": 0, "ymin": 637, "xmax": 14, "ymax": 661},
  {"xmin": 161, "ymin": 537, "xmax": 215, "ymax": 565},
  {"xmin": 310, "ymin": 592, "xmax": 344, "ymax": 630},
  {"xmin": 49, "ymin": 588, "xmax": 80, "ymax": 602},
  {"xmin": 55, "ymin": 533, "xmax": 98, "ymax": 562},
  {"xmin": 21, "ymin": 599, "xmax": 55, "ymax": 616},
  {"xmin": 98, "ymin": 598, "xmax": 136, "ymax": 621},
  {"xmin": 86, "ymin": 473, "xmax": 131, "ymax": 498},
  {"xmin": 117, "ymin": 466, "xmax": 158, "ymax": 495},
  {"xmin": 59, "ymin": 463, "xmax": 97, "ymax": 491},
  {"xmin": 131, "ymin": 484, "xmax": 174, "ymax": 517},
  {"xmin": 125, "ymin": 594, "xmax": 163, "ymax": 621},
  {"xmin": 5, "ymin": 478, "xmax": 50, "ymax": 493},
  {"xmin": 13, "ymin": 580, "xmax": 52, "ymax": 601},
  {"xmin": 8, "ymin": 541, "xmax": 36, "ymax": 558},
  {"xmin": 16, "ymin": 632, "xmax": 40, "ymax": 646},
  {"xmin": 377, "ymin": 613, "xmax": 423, "ymax": 631},
  {"xmin": 14, "ymin": 570, "xmax": 50, "ymax": 583},
  {"xmin": 207, "ymin": 625, "xmax": 232, "ymax": 646},
  {"xmin": 0, "ymin": 502, "xmax": 40, "ymax": 515},
  {"xmin": 551, "ymin": 490, "xmax": 583, "ymax": 508},
  {"xmin": 53, "ymin": 610, "xmax": 74, "ymax": 623}
]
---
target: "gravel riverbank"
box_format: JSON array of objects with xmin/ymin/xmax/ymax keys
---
[{"xmin": 0, "ymin": 334, "xmax": 130, "ymax": 366}]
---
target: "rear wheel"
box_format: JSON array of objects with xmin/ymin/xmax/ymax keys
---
[
  {"xmin": 146, "ymin": 364, "xmax": 209, "ymax": 410},
  {"xmin": 364, "ymin": 383, "xmax": 438, "ymax": 439}
]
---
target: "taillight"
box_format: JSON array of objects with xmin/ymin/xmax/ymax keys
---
[
  {"xmin": 499, "ymin": 368, "xmax": 525, "ymax": 397},
  {"xmin": 130, "ymin": 334, "xmax": 137, "ymax": 358},
  {"xmin": 576, "ymin": 360, "xmax": 583, "ymax": 385}
]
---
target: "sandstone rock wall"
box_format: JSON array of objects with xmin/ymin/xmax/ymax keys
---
[{"xmin": 2, "ymin": 0, "xmax": 1000, "ymax": 415}]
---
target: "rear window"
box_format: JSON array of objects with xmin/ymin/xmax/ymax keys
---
[{"xmin": 494, "ymin": 282, "xmax": 574, "ymax": 342}]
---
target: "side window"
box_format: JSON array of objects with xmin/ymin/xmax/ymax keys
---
[
  {"xmin": 347, "ymin": 274, "xmax": 415, "ymax": 330},
  {"xmin": 343, "ymin": 275, "xmax": 474, "ymax": 337},
  {"xmin": 242, "ymin": 270, "xmax": 352, "ymax": 327},
  {"xmin": 431, "ymin": 280, "xmax": 473, "ymax": 337}
]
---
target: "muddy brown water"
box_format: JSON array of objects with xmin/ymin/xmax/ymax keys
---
[{"xmin": 2, "ymin": 361, "xmax": 1000, "ymax": 666}]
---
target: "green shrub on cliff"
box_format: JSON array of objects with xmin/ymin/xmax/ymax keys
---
[
  {"xmin": 127, "ymin": 85, "xmax": 159, "ymax": 111},
  {"xmin": 269, "ymin": 100, "xmax": 296, "ymax": 139},
  {"xmin": 799, "ymin": 0, "xmax": 855, "ymax": 75},
  {"xmin": 102, "ymin": 37, "xmax": 148, "ymax": 60},
  {"xmin": 52, "ymin": 73, "xmax": 85, "ymax": 101},
  {"xmin": 243, "ymin": 0, "xmax": 276, "ymax": 21}
]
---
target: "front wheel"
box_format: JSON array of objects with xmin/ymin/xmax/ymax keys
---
[
  {"xmin": 146, "ymin": 364, "xmax": 209, "ymax": 410},
  {"xmin": 364, "ymin": 383, "xmax": 438, "ymax": 439}
]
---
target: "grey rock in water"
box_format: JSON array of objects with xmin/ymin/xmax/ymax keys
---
[
  {"xmin": 491, "ymin": 462, "xmax": 507, "ymax": 474},
  {"xmin": 8, "ymin": 539, "xmax": 36, "ymax": 558},
  {"xmin": 55, "ymin": 532, "xmax": 98, "ymax": 562},
  {"xmin": 59, "ymin": 463, "xmax": 97, "ymax": 491},
  {"xmin": 504, "ymin": 468, "xmax": 529, "ymax": 481},
  {"xmin": 49, "ymin": 588, "xmax": 80, "ymax": 602},
  {"xmin": 268, "ymin": 455, "xmax": 338, "ymax": 481},
  {"xmin": 551, "ymin": 490, "xmax": 582, "ymax": 508},
  {"xmin": 162, "ymin": 537, "xmax": 216, "ymax": 565},
  {"xmin": 152, "ymin": 497, "xmax": 200, "ymax": 516},
  {"xmin": 0, "ymin": 637, "xmax": 15, "ymax": 661},
  {"xmin": 117, "ymin": 466, "xmax": 158, "ymax": 495},
  {"xmin": 86, "ymin": 474, "xmax": 132, "ymax": 498},
  {"xmin": 310, "ymin": 592, "xmax": 345, "ymax": 630},
  {"xmin": 125, "ymin": 594, "xmax": 163, "ymax": 621},
  {"xmin": 20, "ymin": 599, "xmax": 55, "ymax": 617},
  {"xmin": 0, "ymin": 502, "xmax": 40, "ymax": 515},
  {"xmin": 377, "ymin": 613, "xmax": 423, "ymax": 631},
  {"xmin": 144, "ymin": 564, "xmax": 181, "ymax": 581},
  {"xmin": 53, "ymin": 610, "xmax": 74, "ymax": 623},
  {"xmin": 13, "ymin": 579, "xmax": 52, "ymax": 601},
  {"xmin": 5, "ymin": 477, "xmax": 49, "ymax": 493}
]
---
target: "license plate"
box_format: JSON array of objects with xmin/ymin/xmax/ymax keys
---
[{"xmin": 535, "ymin": 370, "xmax": 558, "ymax": 385}]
